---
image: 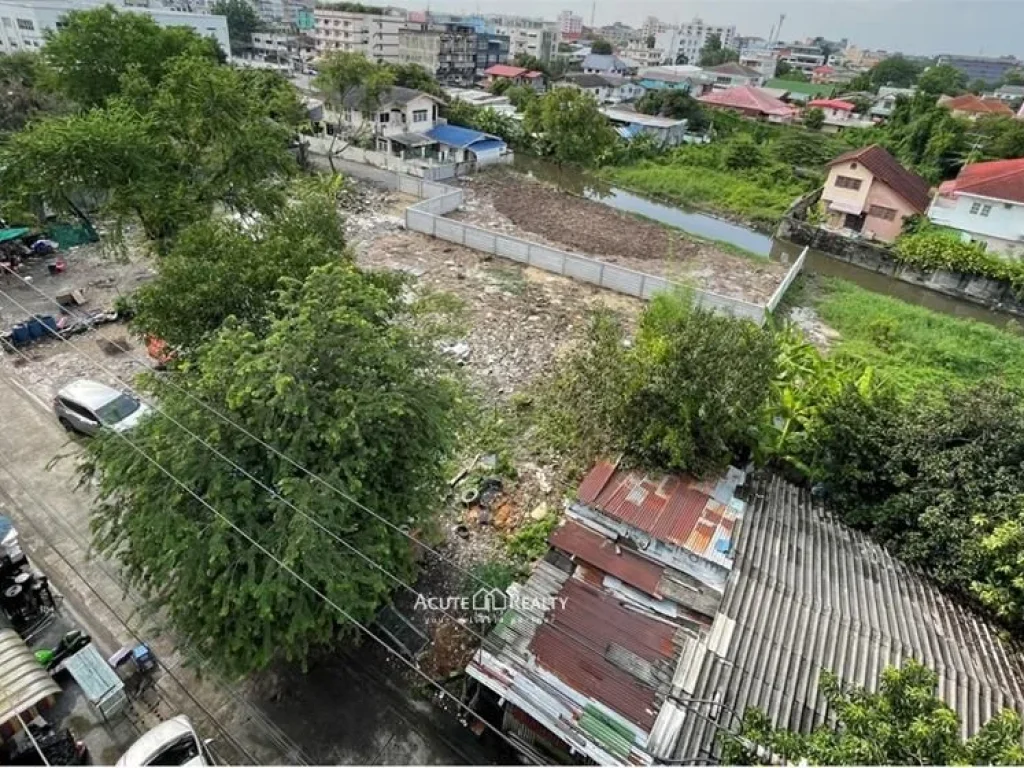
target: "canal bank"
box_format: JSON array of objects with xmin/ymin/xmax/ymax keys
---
[{"xmin": 511, "ymin": 156, "xmax": 1019, "ymax": 329}]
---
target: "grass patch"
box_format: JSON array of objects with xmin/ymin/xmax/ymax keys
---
[
  {"xmin": 606, "ymin": 163, "xmax": 806, "ymax": 231},
  {"xmin": 483, "ymin": 264, "xmax": 526, "ymax": 295},
  {"xmin": 813, "ymin": 278, "xmax": 1024, "ymax": 392}
]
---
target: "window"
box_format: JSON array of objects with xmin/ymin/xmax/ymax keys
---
[
  {"xmin": 378, "ymin": 112, "xmax": 390, "ymax": 123},
  {"xmin": 412, "ymin": 109, "xmax": 428, "ymax": 123},
  {"xmin": 16, "ymin": 17, "xmax": 33, "ymax": 30},
  {"xmin": 969, "ymin": 201, "xmax": 992, "ymax": 217},
  {"xmin": 868, "ymin": 205, "xmax": 897, "ymax": 221},
  {"xmin": 834, "ymin": 175, "xmax": 862, "ymax": 190},
  {"xmin": 1, "ymin": 17, "xmax": 11, "ymax": 27}
]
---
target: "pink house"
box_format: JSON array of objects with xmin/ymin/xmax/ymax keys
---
[{"xmin": 821, "ymin": 144, "xmax": 931, "ymax": 242}]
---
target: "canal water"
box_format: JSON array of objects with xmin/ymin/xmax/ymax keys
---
[{"xmin": 513, "ymin": 156, "xmax": 1016, "ymax": 329}]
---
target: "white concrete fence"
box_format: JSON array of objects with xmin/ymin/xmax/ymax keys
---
[{"xmin": 399, "ymin": 174, "xmax": 807, "ymax": 325}]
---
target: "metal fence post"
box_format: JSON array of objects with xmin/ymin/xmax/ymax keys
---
[{"xmin": 638, "ymin": 273, "xmax": 647, "ymax": 299}]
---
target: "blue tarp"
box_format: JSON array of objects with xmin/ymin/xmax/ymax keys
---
[{"xmin": 425, "ymin": 123, "xmax": 489, "ymax": 149}]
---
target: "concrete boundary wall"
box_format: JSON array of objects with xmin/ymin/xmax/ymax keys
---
[
  {"xmin": 767, "ymin": 247, "xmax": 808, "ymax": 313},
  {"xmin": 400, "ymin": 173, "xmax": 806, "ymax": 325}
]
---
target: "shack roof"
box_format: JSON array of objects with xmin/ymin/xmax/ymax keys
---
[{"xmin": 0, "ymin": 629, "xmax": 61, "ymax": 726}]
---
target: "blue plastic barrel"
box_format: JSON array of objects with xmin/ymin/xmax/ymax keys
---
[
  {"xmin": 11, "ymin": 324, "xmax": 30, "ymax": 345},
  {"xmin": 27, "ymin": 318, "xmax": 44, "ymax": 339}
]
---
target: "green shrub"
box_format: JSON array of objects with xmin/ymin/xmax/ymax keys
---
[
  {"xmin": 505, "ymin": 514, "xmax": 557, "ymax": 563},
  {"xmin": 894, "ymin": 229, "xmax": 1024, "ymax": 293}
]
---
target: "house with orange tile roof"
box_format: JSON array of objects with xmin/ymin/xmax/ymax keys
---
[
  {"xmin": 938, "ymin": 93, "xmax": 1014, "ymax": 120},
  {"xmin": 928, "ymin": 157, "xmax": 1024, "ymax": 256}
]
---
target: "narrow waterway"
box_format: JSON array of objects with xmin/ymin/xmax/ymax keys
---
[{"xmin": 513, "ymin": 156, "xmax": 1017, "ymax": 329}]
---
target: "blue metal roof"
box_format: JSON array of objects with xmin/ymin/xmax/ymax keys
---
[
  {"xmin": 468, "ymin": 138, "xmax": 506, "ymax": 154},
  {"xmin": 424, "ymin": 123, "xmax": 489, "ymax": 149}
]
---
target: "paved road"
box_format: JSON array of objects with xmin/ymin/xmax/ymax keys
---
[{"xmin": 0, "ymin": 363, "xmax": 505, "ymax": 765}]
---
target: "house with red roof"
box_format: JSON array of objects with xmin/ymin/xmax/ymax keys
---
[
  {"xmin": 807, "ymin": 97, "xmax": 875, "ymax": 133},
  {"xmin": 928, "ymin": 158, "xmax": 1024, "ymax": 256},
  {"xmin": 938, "ymin": 93, "xmax": 1014, "ymax": 120},
  {"xmin": 821, "ymin": 144, "xmax": 931, "ymax": 242},
  {"xmin": 697, "ymin": 84, "xmax": 799, "ymax": 123},
  {"xmin": 483, "ymin": 64, "xmax": 545, "ymax": 91}
]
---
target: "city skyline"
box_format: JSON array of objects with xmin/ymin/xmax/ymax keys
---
[{"xmin": 413, "ymin": 1, "xmax": 1023, "ymax": 59}]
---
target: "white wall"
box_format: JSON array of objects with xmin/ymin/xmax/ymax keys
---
[
  {"xmin": 0, "ymin": 0, "xmax": 228, "ymax": 54},
  {"xmin": 929, "ymin": 192, "xmax": 1024, "ymax": 256}
]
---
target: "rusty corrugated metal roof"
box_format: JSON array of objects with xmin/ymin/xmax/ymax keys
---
[
  {"xmin": 550, "ymin": 519, "xmax": 664, "ymax": 597},
  {"xmin": 529, "ymin": 579, "xmax": 683, "ymax": 730},
  {"xmin": 577, "ymin": 462, "xmax": 742, "ymax": 567}
]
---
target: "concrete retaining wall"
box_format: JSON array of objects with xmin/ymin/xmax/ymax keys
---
[{"xmin": 777, "ymin": 190, "xmax": 1024, "ymax": 316}]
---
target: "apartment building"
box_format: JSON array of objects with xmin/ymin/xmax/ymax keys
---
[
  {"xmin": 557, "ymin": 9, "xmax": 581, "ymax": 40},
  {"xmin": 485, "ymin": 14, "xmax": 555, "ymax": 62},
  {"xmin": 313, "ymin": 3, "xmax": 406, "ymax": 63},
  {"xmin": 640, "ymin": 15, "xmax": 669, "ymax": 38},
  {"xmin": 936, "ymin": 54, "xmax": 1020, "ymax": 85},
  {"xmin": 654, "ymin": 17, "xmax": 735, "ymax": 67},
  {"xmin": 775, "ymin": 43, "xmax": 827, "ymax": 74},
  {"xmin": 398, "ymin": 23, "xmax": 476, "ymax": 86},
  {"xmin": 0, "ymin": 0, "xmax": 228, "ymax": 53}
]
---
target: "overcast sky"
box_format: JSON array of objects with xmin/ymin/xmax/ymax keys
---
[{"xmin": 408, "ymin": 0, "xmax": 1023, "ymax": 59}]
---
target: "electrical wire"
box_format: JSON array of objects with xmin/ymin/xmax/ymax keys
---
[{"xmin": 0, "ymin": 322, "xmax": 535, "ymax": 763}]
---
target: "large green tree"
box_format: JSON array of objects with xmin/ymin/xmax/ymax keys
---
[
  {"xmin": 84, "ymin": 262, "xmax": 464, "ymax": 675},
  {"xmin": 721, "ymin": 661, "xmax": 1024, "ymax": 765},
  {"xmin": 698, "ymin": 32, "xmax": 739, "ymax": 67},
  {"xmin": 42, "ymin": 6, "xmax": 221, "ymax": 108},
  {"xmin": 1, "ymin": 54, "xmax": 299, "ymax": 244},
  {"xmin": 589, "ymin": 39, "xmax": 613, "ymax": 55},
  {"xmin": 210, "ymin": 0, "xmax": 264, "ymax": 55},
  {"xmin": 0, "ymin": 52, "xmax": 63, "ymax": 134},
  {"xmin": 635, "ymin": 89, "xmax": 708, "ymax": 131},
  {"xmin": 131, "ymin": 179, "xmax": 344, "ymax": 352},
  {"xmin": 523, "ymin": 87, "xmax": 616, "ymax": 166},
  {"xmin": 917, "ymin": 63, "xmax": 968, "ymax": 96},
  {"xmin": 868, "ymin": 54, "xmax": 923, "ymax": 88}
]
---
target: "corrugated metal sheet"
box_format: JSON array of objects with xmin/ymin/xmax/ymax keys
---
[
  {"xmin": 672, "ymin": 473, "xmax": 1024, "ymax": 762},
  {"xmin": 577, "ymin": 462, "xmax": 744, "ymax": 568},
  {"xmin": 550, "ymin": 519, "xmax": 663, "ymax": 597},
  {"xmin": 0, "ymin": 628, "xmax": 60, "ymax": 725}
]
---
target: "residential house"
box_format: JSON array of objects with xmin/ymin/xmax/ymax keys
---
[
  {"xmin": 600, "ymin": 107, "xmax": 689, "ymax": 145},
  {"xmin": 928, "ymin": 158, "xmax": 1024, "ymax": 256},
  {"xmin": 558, "ymin": 73, "xmax": 645, "ymax": 104},
  {"xmin": 990, "ymin": 84, "xmax": 1024, "ymax": 103},
  {"xmin": 842, "ymin": 44, "xmax": 888, "ymax": 68},
  {"xmin": 621, "ymin": 41, "xmax": 665, "ymax": 68},
  {"xmin": 737, "ymin": 51, "xmax": 777, "ymax": 81},
  {"xmin": 483, "ymin": 63, "xmax": 545, "ymax": 90},
  {"xmin": 333, "ymin": 85, "xmax": 509, "ymax": 165},
  {"xmin": 938, "ymin": 93, "xmax": 1014, "ymax": 120},
  {"xmin": 582, "ymin": 53, "xmax": 636, "ymax": 76},
  {"xmin": 443, "ymin": 87, "xmax": 516, "ymax": 116},
  {"xmin": 467, "ymin": 462, "xmax": 1024, "ymax": 765},
  {"xmin": 870, "ymin": 85, "xmax": 915, "ymax": 119},
  {"xmin": 810, "ymin": 64, "xmax": 858, "ymax": 84},
  {"xmin": 761, "ymin": 77, "xmax": 836, "ymax": 104},
  {"xmin": 698, "ymin": 85, "xmax": 798, "ymax": 122},
  {"xmin": 637, "ymin": 65, "xmax": 711, "ymax": 95},
  {"xmin": 806, "ymin": 97, "xmax": 875, "ymax": 133},
  {"xmin": 821, "ymin": 144, "xmax": 931, "ymax": 242},
  {"xmin": 703, "ymin": 61, "xmax": 764, "ymax": 89},
  {"xmin": 774, "ymin": 43, "xmax": 827, "ymax": 74}
]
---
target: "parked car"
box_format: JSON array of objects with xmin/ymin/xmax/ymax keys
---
[
  {"xmin": 53, "ymin": 379, "xmax": 151, "ymax": 436},
  {"xmin": 115, "ymin": 716, "xmax": 213, "ymax": 767}
]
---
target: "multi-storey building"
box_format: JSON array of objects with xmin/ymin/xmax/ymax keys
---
[
  {"xmin": 474, "ymin": 30, "xmax": 509, "ymax": 73},
  {"xmin": 775, "ymin": 42, "xmax": 827, "ymax": 74},
  {"xmin": 557, "ymin": 9, "xmax": 581, "ymax": 40},
  {"xmin": 640, "ymin": 15, "xmax": 669, "ymax": 39},
  {"xmin": 313, "ymin": 3, "xmax": 406, "ymax": 63},
  {"xmin": 621, "ymin": 40, "xmax": 664, "ymax": 67},
  {"xmin": 936, "ymin": 54, "xmax": 1020, "ymax": 85},
  {"xmin": 655, "ymin": 17, "xmax": 736, "ymax": 66},
  {"xmin": 596, "ymin": 21, "xmax": 635, "ymax": 45},
  {"xmin": 484, "ymin": 14, "xmax": 555, "ymax": 62},
  {"xmin": 398, "ymin": 23, "xmax": 476, "ymax": 86},
  {"xmin": 0, "ymin": 0, "xmax": 228, "ymax": 53}
]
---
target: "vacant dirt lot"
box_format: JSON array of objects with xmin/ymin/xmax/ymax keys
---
[{"xmin": 453, "ymin": 171, "xmax": 790, "ymax": 304}]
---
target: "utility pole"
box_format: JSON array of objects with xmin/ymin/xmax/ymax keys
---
[{"xmin": 590, "ymin": 0, "xmax": 595, "ymax": 29}]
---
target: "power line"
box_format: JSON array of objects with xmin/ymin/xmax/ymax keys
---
[{"xmin": 0, "ymin": 316, "xmax": 533, "ymax": 762}]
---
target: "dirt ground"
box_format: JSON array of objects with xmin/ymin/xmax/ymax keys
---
[{"xmin": 453, "ymin": 171, "xmax": 790, "ymax": 304}]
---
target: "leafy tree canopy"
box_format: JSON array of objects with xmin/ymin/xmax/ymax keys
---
[
  {"xmin": 636, "ymin": 89, "xmax": 708, "ymax": 131},
  {"xmin": 523, "ymin": 87, "xmax": 617, "ymax": 166},
  {"xmin": 387, "ymin": 61, "xmax": 444, "ymax": 97},
  {"xmin": 698, "ymin": 32, "xmax": 739, "ymax": 67},
  {"xmin": 0, "ymin": 53, "xmax": 298, "ymax": 245},
  {"xmin": 0, "ymin": 52, "xmax": 64, "ymax": 134},
  {"xmin": 314, "ymin": 51, "xmax": 395, "ymax": 112},
  {"xmin": 210, "ymin": 0, "xmax": 264, "ymax": 53},
  {"xmin": 131, "ymin": 178, "xmax": 345, "ymax": 352},
  {"xmin": 42, "ymin": 6, "xmax": 221, "ymax": 108},
  {"xmin": 590, "ymin": 39, "xmax": 613, "ymax": 55},
  {"xmin": 83, "ymin": 260, "xmax": 464, "ymax": 676},
  {"xmin": 804, "ymin": 106, "xmax": 826, "ymax": 130},
  {"xmin": 868, "ymin": 54, "xmax": 923, "ymax": 88},
  {"xmin": 721, "ymin": 661, "xmax": 1024, "ymax": 765},
  {"xmin": 917, "ymin": 63, "xmax": 968, "ymax": 96}
]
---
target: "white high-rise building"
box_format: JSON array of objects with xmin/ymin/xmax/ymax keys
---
[
  {"xmin": 656, "ymin": 17, "xmax": 736, "ymax": 66},
  {"xmin": 485, "ymin": 14, "xmax": 555, "ymax": 62},
  {"xmin": 557, "ymin": 9, "xmax": 581, "ymax": 39},
  {"xmin": 0, "ymin": 0, "xmax": 228, "ymax": 54},
  {"xmin": 640, "ymin": 15, "xmax": 669, "ymax": 39},
  {"xmin": 313, "ymin": 4, "xmax": 407, "ymax": 63}
]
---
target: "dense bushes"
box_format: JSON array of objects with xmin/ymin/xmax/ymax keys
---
[{"xmin": 895, "ymin": 228, "xmax": 1024, "ymax": 292}]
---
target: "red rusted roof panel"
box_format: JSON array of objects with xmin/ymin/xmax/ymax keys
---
[
  {"xmin": 579, "ymin": 460, "xmax": 617, "ymax": 504},
  {"xmin": 549, "ymin": 520, "xmax": 664, "ymax": 596}
]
